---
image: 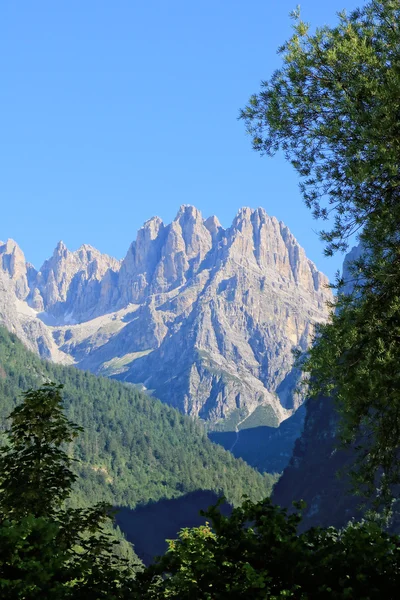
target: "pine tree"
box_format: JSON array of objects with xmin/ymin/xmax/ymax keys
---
[{"xmin": 0, "ymin": 383, "xmax": 136, "ymax": 599}]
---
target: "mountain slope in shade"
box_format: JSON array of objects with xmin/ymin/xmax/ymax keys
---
[
  {"xmin": 272, "ymin": 395, "xmax": 361, "ymax": 529},
  {"xmin": 115, "ymin": 491, "xmax": 232, "ymax": 566},
  {"xmin": 0, "ymin": 206, "xmax": 332, "ymax": 428},
  {"xmin": 272, "ymin": 245, "xmax": 373, "ymax": 529},
  {"xmin": 209, "ymin": 404, "xmax": 306, "ymax": 474}
]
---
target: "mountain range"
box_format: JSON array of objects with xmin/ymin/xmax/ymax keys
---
[
  {"xmin": 1, "ymin": 208, "xmax": 375, "ymax": 537},
  {"xmin": 0, "ymin": 205, "xmax": 332, "ymax": 430}
]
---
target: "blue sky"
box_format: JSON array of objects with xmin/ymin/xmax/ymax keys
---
[{"xmin": 1, "ymin": 0, "xmax": 361, "ymax": 281}]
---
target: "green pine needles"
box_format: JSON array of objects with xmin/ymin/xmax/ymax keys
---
[{"xmin": 0, "ymin": 384, "xmax": 137, "ymax": 599}]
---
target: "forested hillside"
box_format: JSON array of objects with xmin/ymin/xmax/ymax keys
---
[{"xmin": 0, "ymin": 325, "xmax": 275, "ymax": 563}]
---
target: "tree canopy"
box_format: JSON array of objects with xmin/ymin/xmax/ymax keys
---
[
  {"xmin": 135, "ymin": 497, "xmax": 400, "ymax": 599},
  {"xmin": 0, "ymin": 384, "xmax": 82, "ymax": 519},
  {"xmin": 241, "ymin": 0, "xmax": 400, "ymax": 502},
  {"xmin": 240, "ymin": 0, "xmax": 400, "ymax": 255},
  {"xmin": 2, "ymin": 382, "xmax": 400, "ymax": 598}
]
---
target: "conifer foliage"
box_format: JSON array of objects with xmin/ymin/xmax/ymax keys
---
[{"xmin": 0, "ymin": 384, "xmax": 135, "ymax": 599}]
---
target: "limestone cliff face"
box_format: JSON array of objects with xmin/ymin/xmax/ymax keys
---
[
  {"xmin": 116, "ymin": 206, "xmax": 213, "ymax": 306},
  {"xmin": 31, "ymin": 242, "xmax": 121, "ymax": 320},
  {"xmin": 0, "ymin": 239, "xmax": 34, "ymax": 300},
  {"xmin": 0, "ymin": 242, "xmax": 72, "ymax": 363},
  {"xmin": 0, "ymin": 207, "xmax": 332, "ymax": 428}
]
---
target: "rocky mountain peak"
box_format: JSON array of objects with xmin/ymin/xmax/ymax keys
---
[
  {"xmin": 228, "ymin": 206, "xmax": 276, "ymax": 238},
  {"xmin": 0, "ymin": 206, "xmax": 334, "ymax": 428},
  {"xmin": 173, "ymin": 205, "xmax": 212, "ymax": 262},
  {"xmin": 77, "ymin": 243, "xmax": 97, "ymax": 255},
  {"xmin": 231, "ymin": 206, "xmax": 253, "ymax": 229},
  {"xmin": 0, "ymin": 239, "xmax": 31, "ymax": 300},
  {"xmin": 204, "ymin": 215, "xmax": 223, "ymax": 240},
  {"xmin": 141, "ymin": 215, "xmax": 164, "ymax": 236},
  {"xmin": 31, "ymin": 242, "xmax": 121, "ymax": 321},
  {"xmin": 2, "ymin": 238, "xmax": 20, "ymax": 253},
  {"xmin": 130, "ymin": 216, "xmax": 165, "ymax": 266},
  {"xmin": 175, "ymin": 204, "xmax": 202, "ymax": 221},
  {"xmin": 118, "ymin": 216, "xmax": 165, "ymax": 305},
  {"xmin": 219, "ymin": 208, "xmax": 330, "ymax": 300},
  {"xmin": 0, "ymin": 239, "xmax": 26, "ymax": 265},
  {"xmin": 53, "ymin": 240, "xmax": 69, "ymax": 258}
]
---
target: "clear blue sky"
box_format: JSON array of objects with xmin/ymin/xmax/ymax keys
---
[{"xmin": 1, "ymin": 0, "xmax": 361, "ymax": 281}]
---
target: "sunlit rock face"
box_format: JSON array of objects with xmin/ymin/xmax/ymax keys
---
[
  {"xmin": 0, "ymin": 241, "xmax": 72, "ymax": 363},
  {"xmin": 0, "ymin": 239, "xmax": 32, "ymax": 300},
  {"xmin": 32, "ymin": 241, "xmax": 121, "ymax": 320},
  {"xmin": 0, "ymin": 206, "xmax": 332, "ymax": 428}
]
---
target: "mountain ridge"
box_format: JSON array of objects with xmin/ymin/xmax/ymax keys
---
[{"xmin": 0, "ymin": 205, "xmax": 332, "ymax": 428}]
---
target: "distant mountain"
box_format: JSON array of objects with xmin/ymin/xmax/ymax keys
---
[
  {"xmin": 0, "ymin": 241, "xmax": 70, "ymax": 363},
  {"xmin": 0, "ymin": 206, "xmax": 332, "ymax": 429}
]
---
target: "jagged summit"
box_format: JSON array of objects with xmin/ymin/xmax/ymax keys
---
[
  {"xmin": 0, "ymin": 238, "xmax": 31, "ymax": 300},
  {"xmin": 140, "ymin": 215, "xmax": 164, "ymax": 232},
  {"xmin": 51, "ymin": 240, "xmax": 68, "ymax": 259},
  {"xmin": 33, "ymin": 240, "xmax": 121, "ymax": 318},
  {"xmin": 0, "ymin": 206, "xmax": 333, "ymax": 427},
  {"xmin": 2, "ymin": 238, "xmax": 20, "ymax": 251},
  {"xmin": 77, "ymin": 243, "xmax": 99, "ymax": 252},
  {"xmin": 204, "ymin": 214, "xmax": 222, "ymax": 231},
  {"xmin": 44, "ymin": 240, "xmax": 118, "ymax": 266},
  {"xmin": 175, "ymin": 204, "xmax": 202, "ymax": 219}
]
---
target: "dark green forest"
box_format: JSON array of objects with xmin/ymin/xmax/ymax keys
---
[
  {"xmin": 0, "ymin": 325, "xmax": 274, "ymax": 513},
  {"xmin": 2, "ymin": 377, "xmax": 400, "ymax": 599},
  {"xmin": 3, "ymin": 380, "xmax": 400, "ymax": 599}
]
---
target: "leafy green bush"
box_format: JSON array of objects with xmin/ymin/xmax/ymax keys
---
[{"xmin": 135, "ymin": 498, "xmax": 400, "ymax": 599}]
